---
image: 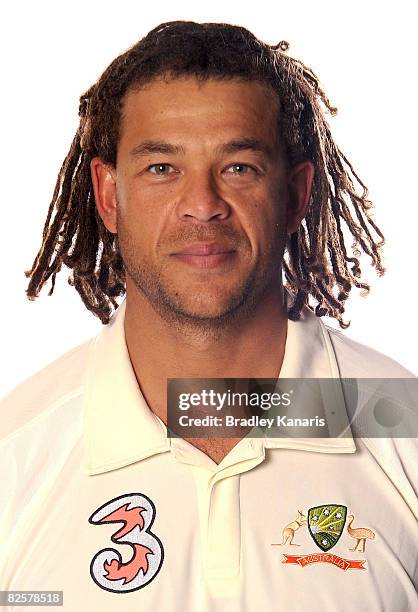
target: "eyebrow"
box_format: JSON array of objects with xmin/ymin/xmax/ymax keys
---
[
  {"xmin": 130, "ymin": 140, "xmax": 185, "ymax": 157},
  {"xmin": 216, "ymin": 138, "xmax": 274, "ymax": 159},
  {"xmin": 129, "ymin": 137, "xmax": 274, "ymax": 159}
]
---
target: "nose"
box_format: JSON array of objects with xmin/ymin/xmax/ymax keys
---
[{"xmin": 176, "ymin": 170, "xmax": 230, "ymax": 222}]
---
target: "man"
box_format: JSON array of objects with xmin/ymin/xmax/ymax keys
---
[{"xmin": 1, "ymin": 21, "xmax": 416, "ymax": 611}]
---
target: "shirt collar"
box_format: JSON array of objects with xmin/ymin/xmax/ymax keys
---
[
  {"xmin": 264, "ymin": 296, "xmax": 355, "ymax": 454},
  {"xmin": 83, "ymin": 295, "xmax": 355, "ymax": 476}
]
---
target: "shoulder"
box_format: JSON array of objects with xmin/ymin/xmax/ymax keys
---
[
  {"xmin": 0, "ymin": 338, "xmax": 93, "ymax": 443},
  {"xmin": 323, "ymin": 326, "xmax": 418, "ymax": 516},
  {"xmin": 358, "ymin": 437, "xmax": 418, "ymax": 518},
  {"xmin": 324, "ymin": 325, "xmax": 416, "ymax": 378}
]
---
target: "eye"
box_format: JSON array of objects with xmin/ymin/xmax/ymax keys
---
[
  {"xmin": 147, "ymin": 163, "xmax": 175, "ymax": 175},
  {"xmin": 224, "ymin": 163, "xmax": 255, "ymax": 175}
]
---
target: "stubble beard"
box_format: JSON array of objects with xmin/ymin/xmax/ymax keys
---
[{"xmin": 116, "ymin": 218, "xmax": 286, "ymax": 339}]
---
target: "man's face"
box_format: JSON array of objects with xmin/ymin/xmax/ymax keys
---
[{"xmin": 96, "ymin": 77, "xmax": 308, "ymax": 324}]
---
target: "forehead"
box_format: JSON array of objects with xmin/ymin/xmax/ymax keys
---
[{"xmin": 119, "ymin": 77, "xmax": 281, "ymax": 149}]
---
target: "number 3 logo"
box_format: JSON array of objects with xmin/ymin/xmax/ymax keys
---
[{"xmin": 89, "ymin": 493, "xmax": 164, "ymax": 593}]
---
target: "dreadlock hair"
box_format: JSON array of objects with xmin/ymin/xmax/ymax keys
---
[{"xmin": 25, "ymin": 20, "xmax": 385, "ymax": 327}]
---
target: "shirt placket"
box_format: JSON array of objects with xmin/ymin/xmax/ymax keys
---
[{"xmin": 184, "ymin": 441, "xmax": 265, "ymax": 599}]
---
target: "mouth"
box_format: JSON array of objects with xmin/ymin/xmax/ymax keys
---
[{"xmin": 170, "ymin": 242, "xmax": 237, "ymax": 269}]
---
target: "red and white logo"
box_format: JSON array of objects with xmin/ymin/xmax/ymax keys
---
[{"xmin": 89, "ymin": 493, "xmax": 164, "ymax": 592}]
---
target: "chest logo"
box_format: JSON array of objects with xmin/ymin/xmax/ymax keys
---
[
  {"xmin": 307, "ymin": 504, "xmax": 347, "ymax": 551},
  {"xmin": 272, "ymin": 504, "xmax": 376, "ymax": 571},
  {"xmin": 89, "ymin": 493, "xmax": 164, "ymax": 593}
]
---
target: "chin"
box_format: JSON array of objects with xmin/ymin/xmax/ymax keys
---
[
  {"xmin": 173, "ymin": 300, "xmax": 236, "ymax": 321},
  {"xmin": 165, "ymin": 288, "xmax": 255, "ymax": 324}
]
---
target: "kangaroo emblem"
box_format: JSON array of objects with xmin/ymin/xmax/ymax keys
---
[
  {"xmin": 272, "ymin": 510, "xmax": 307, "ymax": 547},
  {"xmin": 274, "ymin": 504, "xmax": 375, "ymax": 572}
]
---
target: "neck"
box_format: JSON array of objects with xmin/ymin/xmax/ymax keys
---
[{"xmin": 124, "ymin": 280, "xmax": 288, "ymax": 425}]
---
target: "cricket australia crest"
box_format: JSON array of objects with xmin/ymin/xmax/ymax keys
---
[{"xmin": 307, "ymin": 504, "xmax": 347, "ymax": 552}]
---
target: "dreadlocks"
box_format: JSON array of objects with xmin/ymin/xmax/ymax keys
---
[{"xmin": 25, "ymin": 21, "xmax": 385, "ymax": 327}]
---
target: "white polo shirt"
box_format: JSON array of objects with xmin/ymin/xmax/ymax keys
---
[{"xmin": 0, "ymin": 300, "xmax": 417, "ymax": 611}]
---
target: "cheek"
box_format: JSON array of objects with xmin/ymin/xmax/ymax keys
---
[
  {"xmin": 116, "ymin": 191, "xmax": 172, "ymax": 257},
  {"xmin": 246, "ymin": 195, "xmax": 286, "ymax": 248}
]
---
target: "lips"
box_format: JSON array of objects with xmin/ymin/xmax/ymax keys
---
[
  {"xmin": 170, "ymin": 242, "xmax": 237, "ymax": 269},
  {"xmin": 173, "ymin": 242, "xmax": 235, "ymax": 256}
]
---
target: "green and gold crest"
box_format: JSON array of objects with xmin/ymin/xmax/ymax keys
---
[{"xmin": 308, "ymin": 504, "xmax": 347, "ymax": 551}]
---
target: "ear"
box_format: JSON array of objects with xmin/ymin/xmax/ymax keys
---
[
  {"xmin": 286, "ymin": 161, "xmax": 315, "ymax": 235},
  {"xmin": 90, "ymin": 157, "xmax": 117, "ymax": 234}
]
